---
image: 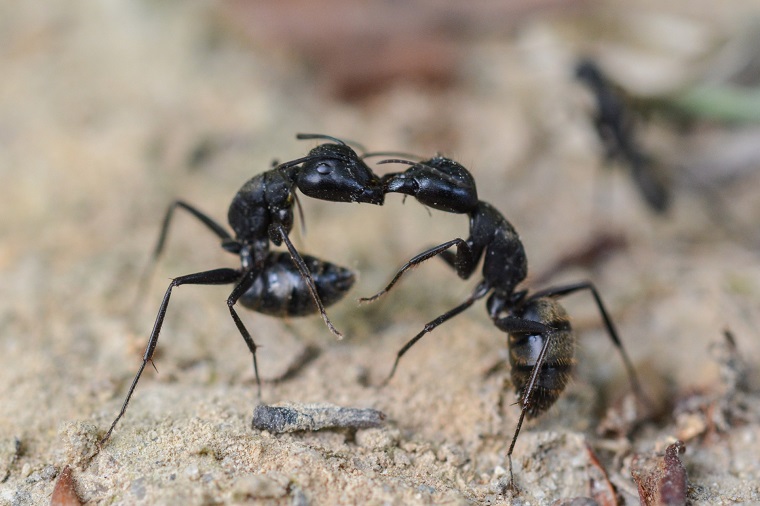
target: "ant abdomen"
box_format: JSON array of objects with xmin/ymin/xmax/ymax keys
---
[
  {"xmin": 508, "ymin": 298, "xmax": 576, "ymax": 418},
  {"xmin": 239, "ymin": 252, "xmax": 355, "ymax": 317}
]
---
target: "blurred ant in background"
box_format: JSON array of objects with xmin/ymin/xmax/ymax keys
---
[{"xmin": 576, "ymin": 58, "xmax": 671, "ymax": 213}]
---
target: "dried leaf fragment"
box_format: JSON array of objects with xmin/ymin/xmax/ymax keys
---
[
  {"xmin": 50, "ymin": 465, "xmax": 82, "ymax": 506},
  {"xmin": 631, "ymin": 441, "xmax": 687, "ymax": 506}
]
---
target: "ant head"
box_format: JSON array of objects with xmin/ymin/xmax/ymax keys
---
[
  {"xmin": 574, "ymin": 58, "xmax": 604, "ymax": 86},
  {"xmin": 379, "ymin": 157, "xmax": 478, "ymax": 214},
  {"xmin": 420, "ymin": 156, "xmax": 477, "ymax": 188},
  {"xmin": 289, "ymin": 138, "xmax": 385, "ymax": 205}
]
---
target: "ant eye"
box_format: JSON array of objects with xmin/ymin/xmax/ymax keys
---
[{"xmin": 316, "ymin": 162, "xmax": 333, "ymax": 175}]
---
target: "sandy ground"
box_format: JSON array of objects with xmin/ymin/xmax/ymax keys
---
[{"xmin": 2, "ymin": 1, "xmax": 760, "ymax": 505}]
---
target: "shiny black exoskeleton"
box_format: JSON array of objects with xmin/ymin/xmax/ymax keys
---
[
  {"xmin": 239, "ymin": 252, "xmax": 355, "ymax": 317},
  {"xmin": 223, "ymin": 134, "xmax": 383, "ymax": 337},
  {"xmin": 102, "ymin": 134, "xmax": 384, "ymax": 444},
  {"xmin": 575, "ymin": 58, "xmax": 670, "ymax": 212},
  {"xmin": 364, "ymin": 156, "xmax": 645, "ymax": 490},
  {"xmin": 380, "ymin": 156, "xmax": 479, "ymax": 214}
]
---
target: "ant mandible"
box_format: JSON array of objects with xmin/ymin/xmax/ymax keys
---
[
  {"xmin": 362, "ymin": 156, "xmax": 647, "ymax": 491},
  {"xmin": 102, "ymin": 134, "xmax": 385, "ymax": 445}
]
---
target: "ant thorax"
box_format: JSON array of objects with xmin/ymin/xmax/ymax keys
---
[{"xmin": 227, "ymin": 171, "xmax": 295, "ymax": 246}]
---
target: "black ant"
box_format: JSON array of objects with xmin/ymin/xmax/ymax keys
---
[
  {"xmin": 575, "ymin": 58, "xmax": 670, "ymax": 213},
  {"xmin": 102, "ymin": 134, "xmax": 385, "ymax": 444},
  {"xmin": 362, "ymin": 156, "xmax": 646, "ymax": 491}
]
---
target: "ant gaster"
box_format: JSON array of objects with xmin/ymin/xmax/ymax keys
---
[
  {"xmin": 102, "ymin": 134, "xmax": 384, "ymax": 444},
  {"xmin": 363, "ymin": 156, "xmax": 646, "ymax": 491}
]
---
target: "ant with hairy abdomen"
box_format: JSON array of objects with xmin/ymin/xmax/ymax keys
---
[
  {"xmin": 102, "ymin": 134, "xmax": 385, "ymax": 445},
  {"xmin": 362, "ymin": 156, "xmax": 647, "ymax": 491}
]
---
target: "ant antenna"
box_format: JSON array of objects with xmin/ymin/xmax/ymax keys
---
[
  {"xmin": 295, "ymin": 133, "xmax": 369, "ymax": 154},
  {"xmin": 296, "ymin": 133, "xmax": 347, "ymax": 146},
  {"xmin": 377, "ymin": 158, "xmax": 417, "ymax": 166},
  {"xmin": 362, "ymin": 151, "xmax": 422, "ymax": 162},
  {"xmin": 273, "ymin": 155, "xmax": 324, "ymax": 170},
  {"xmin": 378, "ymin": 159, "xmax": 470, "ymax": 188},
  {"xmin": 293, "ymin": 192, "xmax": 307, "ymax": 236}
]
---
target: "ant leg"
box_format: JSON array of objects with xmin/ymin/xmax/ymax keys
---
[
  {"xmin": 136, "ymin": 201, "xmax": 232, "ymax": 307},
  {"xmin": 273, "ymin": 223, "xmax": 344, "ymax": 339},
  {"xmin": 102, "ymin": 267, "xmax": 241, "ymax": 446},
  {"xmin": 492, "ymin": 316, "xmax": 556, "ymax": 493},
  {"xmin": 269, "ymin": 163, "xmax": 307, "ymax": 236},
  {"xmin": 154, "ymin": 201, "xmax": 232, "ymax": 252},
  {"xmin": 359, "ymin": 239, "xmax": 472, "ymax": 303},
  {"xmin": 382, "ymin": 280, "xmax": 490, "ymax": 385},
  {"xmin": 293, "ymin": 192, "xmax": 307, "ymax": 236},
  {"xmin": 225, "ymin": 269, "xmax": 265, "ymax": 400},
  {"xmin": 630, "ymin": 155, "xmax": 670, "ymax": 212},
  {"xmin": 439, "ymin": 242, "xmax": 480, "ymax": 280},
  {"xmin": 530, "ymin": 281, "xmax": 648, "ymax": 406}
]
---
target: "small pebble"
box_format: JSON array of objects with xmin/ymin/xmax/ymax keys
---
[
  {"xmin": 252, "ymin": 402, "xmax": 385, "ymax": 433},
  {"xmin": 130, "ymin": 478, "xmax": 147, "ymax": 500},
  {"xmin": 184, "ymin": 464, "xmax": 201, "ymax": 481}
]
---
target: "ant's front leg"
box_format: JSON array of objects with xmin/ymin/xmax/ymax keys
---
[
  {"xmin": 272, "ymin": 223, "xmax": 344, "ymax": 339},
  {"xmin": 439, "ymin": 238, "xmax": 480, "ymax": 280},
  {"xmin": 103, "ymin": 267, "xmax": 241, "ymax": 445},
  {"xmin": 529, "ymin": 281, "xmax": 648, "ymax": 405},
  {"xmin": 382, "ymin": 280, "xmax": 490, "ymax": 385},
  {"xmin": 359, "ymin": 238, "xmax": 476, "ymax": 303}
]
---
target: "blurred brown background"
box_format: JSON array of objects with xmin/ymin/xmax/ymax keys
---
[{"xmin": 2, "ymin": 1, "xmax": 760, "ymax": 504}]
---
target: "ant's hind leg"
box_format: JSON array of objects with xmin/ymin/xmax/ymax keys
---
[
  {"xmin": 103, "ymin": 267, "xmax": 241, "ymax": 446},
  {"xmin": 529, "ymin": 281, "xmax": 649, "ymax": 406}
]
